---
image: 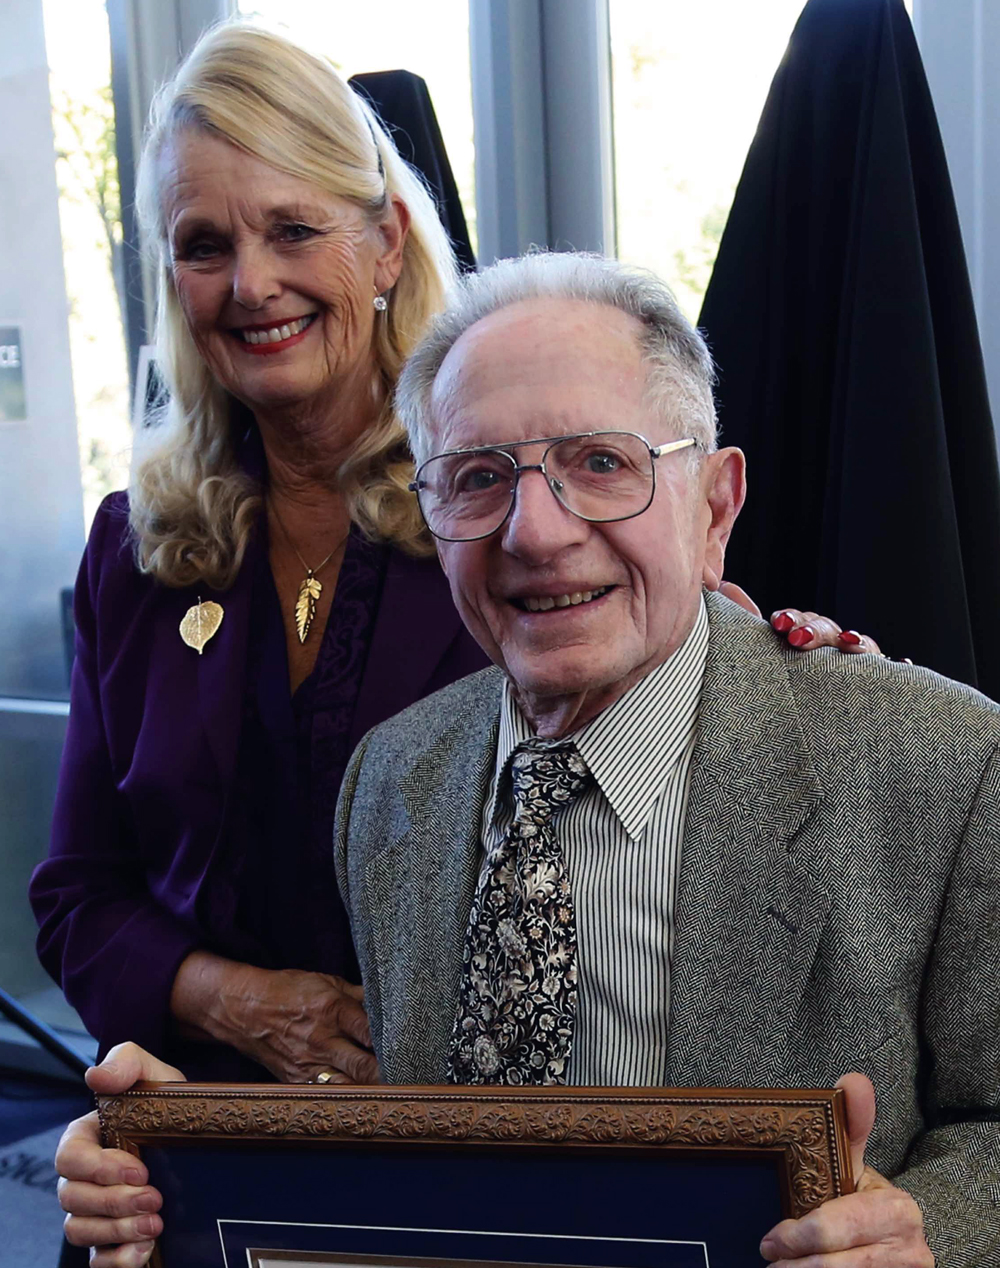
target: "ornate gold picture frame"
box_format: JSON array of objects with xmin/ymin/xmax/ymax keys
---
[{"xmin": 99, "ymin": 1084, "xmax": 853, "ymax": 1268}]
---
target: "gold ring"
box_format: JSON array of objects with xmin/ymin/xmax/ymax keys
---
[{"xmin": 310, "ymin": 1069, "xmax": 338, "ymax": 1084}]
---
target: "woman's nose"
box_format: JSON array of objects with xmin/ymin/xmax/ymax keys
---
[{"xmin": 231, "ymin": 245, "xmax": 281, "ymax": 310}]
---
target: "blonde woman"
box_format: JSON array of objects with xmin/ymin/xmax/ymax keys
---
[{"xmin": 30, "ymin": 19, "xmax": 488, "ymax": 1093}]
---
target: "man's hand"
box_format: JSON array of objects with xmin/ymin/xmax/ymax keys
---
[
  {"xmin": 760, "ymin": 1073, "xmax": 933, "ymax": 1266},
  {"xmin": 57, "ymin": 1043, "xmax": 183, "ymax": 1267}
]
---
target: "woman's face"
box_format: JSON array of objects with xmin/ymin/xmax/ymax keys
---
[{"xmin": 159, "ymin": 129, "xmax": 407, "ymax": 415}]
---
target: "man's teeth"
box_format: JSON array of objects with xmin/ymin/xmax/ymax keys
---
[
  {"xmin": 523, "ymin": 587, "xmax": 608, "ymax": 613},
  {"xmin": 240, "ymin": 316, "xmax": 313, "ymax": 344}
]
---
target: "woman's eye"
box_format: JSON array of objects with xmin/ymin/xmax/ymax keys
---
[
  {"xmin": 277, "ymin": 223, "xmax": 316, "ymax": 243},
  {"xmin": 180, "ymin": 239, "xmax": 222, "ymax": 262}
]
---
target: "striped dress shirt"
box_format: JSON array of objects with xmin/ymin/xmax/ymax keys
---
[{"xmin": 481, "ymin": 597, "xmax": 709, "ymax": 1086}]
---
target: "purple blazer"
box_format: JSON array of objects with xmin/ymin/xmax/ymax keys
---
[{"xmin": 29, "ymin": 492, "xmax": 487, "ymax": 1070}]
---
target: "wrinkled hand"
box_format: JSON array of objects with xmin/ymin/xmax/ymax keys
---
[
  {"xmin": 57, "ymin": 1042, "xmax": 183, "ymax": 1267},
  {"xmin": 234, "ymin": 967, "xmax": 378, "ymax": 1085},
  {"xmin": 718, "ymin": 584, "xmax": 882, "ymax": 656},
  {"xmin": 760, "ymin": 1073, "xmax": 933, "ymax": 1267}
]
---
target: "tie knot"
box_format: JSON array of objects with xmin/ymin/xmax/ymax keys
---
[{"xmin": 510, "ymin": 741, "xmax": 591, "ymax": 830}]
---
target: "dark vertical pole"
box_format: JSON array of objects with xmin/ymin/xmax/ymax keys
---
[{"xmin": 106, "ymin": 0, "xmax": 148, "ymax": 404}]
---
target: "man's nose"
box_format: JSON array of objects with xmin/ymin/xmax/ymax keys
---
[
  {"xmin": 232, "ymin": 244, "xmax": 281, "ymax": 310},
  {"xmin": 501, "ymin": 467, "xmax": 590, "ymax": 561}
]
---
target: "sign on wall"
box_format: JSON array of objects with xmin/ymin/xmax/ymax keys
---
[{"xmin": 0, "ymin": 325, "xmax": 26, "ymax": 423}]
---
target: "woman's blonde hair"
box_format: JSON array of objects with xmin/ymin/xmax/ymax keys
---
[{"xmin": 131, "ymin": 20, "xmax": 458, "ymax": 587}]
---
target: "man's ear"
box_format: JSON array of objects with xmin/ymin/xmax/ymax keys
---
[
  {"xmin": 701, "ymin": 447, "xmax": 746, "ymax": 591},
  {"xmin": 374, "ymin": 194, "xmax": 411, "ymax": 293}
]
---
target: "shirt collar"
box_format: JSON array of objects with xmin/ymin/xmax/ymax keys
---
[{"xmin": 487, "ymin": 596, "xmax": 709, "ymax": 841}]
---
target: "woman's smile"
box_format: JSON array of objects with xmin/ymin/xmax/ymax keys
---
[{"xmin": 231, "ymin": 312, "xmax": 318, "ymax": 355}]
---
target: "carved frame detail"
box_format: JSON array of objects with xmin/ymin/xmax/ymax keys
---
[{"xmin": 100, "ymin": 1083, "xmax": 851, "ymax": 1220}]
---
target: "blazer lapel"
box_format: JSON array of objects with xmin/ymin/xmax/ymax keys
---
[
  {"xmin": 666, "ymin": 592, "xmax": 829, "ymax": 1086},
  {"xmin": 193, "ymin": 542, "xmax": 255, "ymax": 790},
  {"xmin": 365, "ymin": 671, "xmax": 503, "ymax": 1083},
  {"xmin": 194, "ymin": 418, "xmax": 266, "ymax": 789}
]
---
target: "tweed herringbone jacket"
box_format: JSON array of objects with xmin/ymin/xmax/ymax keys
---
[{"xmin": 335, "ymin": 590, "xmax": 1000, "ymax": 1264}]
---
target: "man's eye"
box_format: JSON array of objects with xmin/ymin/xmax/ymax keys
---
[
  {"xmin": 586, "ymin": 452, "xmax": 621, "ymax": 475},
  {"xmin": 460, "ymin": 468, "xmax": 503, "ymax": 493}
]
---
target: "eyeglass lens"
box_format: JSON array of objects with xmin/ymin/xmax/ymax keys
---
[{"xmin": 416, "ymin": 432, "xmax": 655, "ymax": 541}]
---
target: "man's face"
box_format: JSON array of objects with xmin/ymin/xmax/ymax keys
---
[{"xmin": 430, "ymin": 298, "xmax": 745, "ymax": 735}]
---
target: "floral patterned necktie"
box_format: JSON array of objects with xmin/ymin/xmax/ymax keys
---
[{"xmin": 448, "ymin": 740, "xmax": 593, "ymax": 1085}]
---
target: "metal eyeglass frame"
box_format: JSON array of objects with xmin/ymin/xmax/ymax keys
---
[{"xmin": 408, "ymin": 430, "xmax": 700, "ymax": 543}]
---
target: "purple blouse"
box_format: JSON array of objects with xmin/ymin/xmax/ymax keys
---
[
  {"xmin": 225, "ymin": 526, "xmax": 387, "ymax": 987},
  {"xmin": 29, "ymin": 491, "xmax": 489, "ymax": 1084}
]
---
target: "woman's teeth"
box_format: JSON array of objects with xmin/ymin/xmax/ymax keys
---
[
  {"xmin": 240, "ymin": 315, "xmax": 313, "ymax": 344},
  {"xmin": 523, "ymin": 587, "xmax": 608, "ymax": 613}
]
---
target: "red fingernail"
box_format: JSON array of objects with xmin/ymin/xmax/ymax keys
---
[
  {"xmin": 839, "ymin": 629, "xmax": 862, "ymax": 646},
  {"xmin": 787, "ymin": 625, "xmax": 814, "ymax": 647},
  {"xmin": 772, "ymin": 611, "xmax": 794, "ymax": 633}
]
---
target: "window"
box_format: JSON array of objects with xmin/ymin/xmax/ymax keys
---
[
  {"xmin": 237, "ymin": 0, "xmax": 477, "ymax": 254},
  {"xmin": 44, "ymin": 0, "xmax": 130, "ymax": 533},
  {"xmin": 610, "ymin": 0, "xmax": 913, "ymax": 320}
]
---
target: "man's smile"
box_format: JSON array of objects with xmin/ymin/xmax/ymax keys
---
[{"xmin": 510, "ymin": 585, "xmax": 614, "ymax": 613}]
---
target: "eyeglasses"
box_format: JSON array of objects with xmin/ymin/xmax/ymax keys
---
[{"xmin": 408, "ymin": 430, "xmax": 699, "ymax": 543}]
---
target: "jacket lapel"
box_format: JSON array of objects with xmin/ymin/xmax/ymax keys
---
[
  {"xmin": 365, "ymin": 670, "xmax": 503, "ymax": 1083},
  {"xmin": 193, "ymin": 541, "xmax": 256, "ymax": 790},
  {"xmin": 192, "ymin": 417, "xmax": 265, "ymax": 789},
  {"xmin": 666, "ymin": 592, "xmax": 829, "ymax": 1086}
]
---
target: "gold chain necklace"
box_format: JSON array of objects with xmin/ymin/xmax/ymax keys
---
[{"xmin": 270, "ymin": 504, "xmax": 350, "ymax": 644}]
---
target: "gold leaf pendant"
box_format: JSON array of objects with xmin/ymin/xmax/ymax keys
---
[
  {"xmin": 179, "ymin": 599, "xmax": 224, "ymax": 654},
  {"xmin": 294, "ymin": 572, "xmax": 324, "ymax": 643}
]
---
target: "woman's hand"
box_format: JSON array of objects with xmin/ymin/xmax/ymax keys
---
[
  {"xmin": 719, "ymin": 582, "xmax": 883, "ymax": 655},
  {"xmin": 227, "ymin": 967, "xmax": 379, "ymax": 1084},
  {"xmin": 170, "ymin": 952, "xmax": 379, "ymax": 1085},
  {"xmin": 57, "ymin": 1043, "xmax": 182, "ymax": 1267}
]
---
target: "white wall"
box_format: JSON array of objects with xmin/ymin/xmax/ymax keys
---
[
  {"xmin": 0, "ymin": 0, "xmax": 85, "ymax": 697},
  {"xmin": 914, "ymin": 0, "xmax": 1000, "ymax": 430}
]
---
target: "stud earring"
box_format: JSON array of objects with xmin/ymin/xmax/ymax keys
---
[{"xmin": 373, "ymin": 285, "xmax": 388, "ymax": 312}]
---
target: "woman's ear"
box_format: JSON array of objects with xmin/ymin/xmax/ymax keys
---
[
  {"xmin": 374, "ymin": 195, "xmax": 411, "ymax": 293},
  {"xmin": 701, "ymin": 447, "xmax": 747, "ymax": 591}
]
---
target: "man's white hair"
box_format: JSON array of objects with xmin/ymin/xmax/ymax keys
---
[{"xmin": 395, "ymin": 251, "xmax": 718, "ymax": 466}]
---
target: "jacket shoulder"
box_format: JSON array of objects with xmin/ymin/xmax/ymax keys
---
[
  {"xmin": 704, "ymin": 590, "xmax": 1000, "ymax": 788},
  {"xmin": 360, "ymin": 664, "xmax": 504, "ymax": 762},
  {"xmin": 782, "ymin": 638, "xmax": 1000, "ymax": 748},
  {"xmin": 84, "ymin": 490, "xmax": 135, "ymax": 576},
  {"xmin": 706, "ymin": 588, "xmax": 1000, "ymax": 740}
]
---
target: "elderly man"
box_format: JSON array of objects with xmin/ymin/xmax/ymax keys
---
[
  {"xmin": 333, "ymin": 253, "xmax": 999, "ymax": 1265},
  {"xmin": 56, "ymin": 254, "xmax": 998, "ymax": 1267}
]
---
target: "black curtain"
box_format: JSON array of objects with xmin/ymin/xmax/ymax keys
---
[
  {"xmin": 349, "ymin": 70, "xmax": 476, "ymax": 273},
  {"xmin": 699, "ymin": 0, "xmax": 1000, "ymax": 699}
]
